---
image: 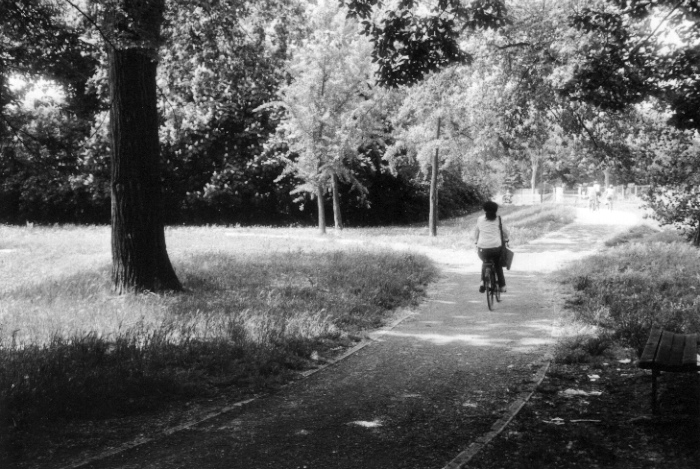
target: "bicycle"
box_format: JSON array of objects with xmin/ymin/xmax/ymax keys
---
[
  {"xmin": 482, "ymin": 260, "xmax": 501, "ymax": 311},
  {"xmin": 589, "ymin": 196, "xmax": 599, "ymax": 211},
  {"xmin": 603, "ymin": 197, "xmax": 613, "ymax": 210}
]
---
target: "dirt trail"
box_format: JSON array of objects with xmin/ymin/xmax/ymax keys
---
[{"xmin": 79, "ymin": 208, "xmax": 640, "ymax": 469}]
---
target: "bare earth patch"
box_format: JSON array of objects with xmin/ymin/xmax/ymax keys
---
[{"xmin": 468, "ymin": 350, "xmax": 700, "ymax": 469}]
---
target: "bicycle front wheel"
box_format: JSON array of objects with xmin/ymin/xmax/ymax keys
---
[{"xmin": 491, "ymin": 269, "xmax": 500, "ymax": 305}]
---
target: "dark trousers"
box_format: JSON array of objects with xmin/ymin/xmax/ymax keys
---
[{"xmin": 478, "ymin": 247, "xmax": 505, "ymax": 287}]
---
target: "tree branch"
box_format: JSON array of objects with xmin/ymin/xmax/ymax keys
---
[
  {"xmin": 628, "ymin": 0, "xmax": 684, "ymax": 56},
  {"xmin": 62, "ymin": 0, "xmax": 116, "ymax": 50},
  {"xmin": 494, "ymin": 41, "xmax": 531, "ymax": 50}
]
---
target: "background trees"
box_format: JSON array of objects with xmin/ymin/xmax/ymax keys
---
[
  {"xmin": 3, "ymin": 0, "xmax": 700, "ymax": 245},
  {"xmin": 0, "ymin": 0, "xmax": 100, "ymax": 222},
  {"xmin": 566, "ymin": 0, "xmax": 700, "ymax": 242}
]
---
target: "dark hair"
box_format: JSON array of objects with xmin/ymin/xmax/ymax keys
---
[{"xmin": 483, "ymin": 201, "xmax": 498, "ymax": 221}]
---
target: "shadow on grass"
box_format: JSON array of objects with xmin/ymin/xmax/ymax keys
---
[{"xmin": 0, "ymin": 249, "xmax": 437, "ymax": 460}]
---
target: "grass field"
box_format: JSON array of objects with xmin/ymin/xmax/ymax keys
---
[
  {"xmin": 0, "ymin": 204, "xmax": 576, "ymax": 446},
  {"xmin": 557, "ymin": 225, "xmax": 700, "ymax": 355},
  {"xmin": 237, "ymin": 204, "xmax": 577, "ymax": 251}
]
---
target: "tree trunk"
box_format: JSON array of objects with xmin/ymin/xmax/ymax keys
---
[
  {"xmin": 316, "ymin": 185, "xmax": 327, "ymax": 234},
  {"xmin": 331, "ymin": 173, "xmax": 343, "ymax": 231},
  {"xmin": 604, "ymin": 167, "xmax": 610, "ymax": 188},
  {"xmin": 531, "ymin": 157, "xmax": 538, "ymax": 194},
  {"xmin": 0, "ymin": 62, "xmax": 6, "ymax": 140},
  {"xmin": 694, "ymin": 217, "xmax": 700, "ymax": 247},
  {"xmin": 108, "ymin": 1, "xmax": 181, "ymax": 294},
  {"xmin": 429, "ymin": 117, "xmax": 441, "ymax": 237}
]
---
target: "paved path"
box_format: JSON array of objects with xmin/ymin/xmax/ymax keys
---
[{"xmin": 82, "ymin": 209, "xmax": 639, "ymax": 469}]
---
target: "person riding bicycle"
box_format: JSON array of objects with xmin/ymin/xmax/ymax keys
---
[
  {"xmin": 604, "ymin": 185, "xmax": 615, "ymax": 209},
  {"xmin": 587, "ymin": 183, "xmax": 599, "ymax": 210},
  {"xmin": 589, "ymin": 191, "xmax": 600, "ymax": 210},
  {"xmin": 474, "ymin": 201, "xmax": 509, "ymax": 293}
]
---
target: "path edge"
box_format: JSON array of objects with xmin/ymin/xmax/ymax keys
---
[
  {"xmin": 441, "ymin": 356, "xmax": 552, "ymax": 469},
  {"xmin": 58, "ymin": 307, "xmax": 420, "ymax": 469}
]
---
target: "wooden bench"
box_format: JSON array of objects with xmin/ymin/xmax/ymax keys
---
[{"xmin": 638, "ymin": 327, "xmax": 700, "ymax": 413}]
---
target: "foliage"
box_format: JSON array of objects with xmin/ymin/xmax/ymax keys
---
[
  {"xmin": 554, "ymin": 333, "xmax": 615, "ymax": 364},
  {"xmin": 566, "ymin": 0, "xmax": 700, "ymax": 133},
  {"xmin": 259, "ymin": 0, "xmax": 381, "ymax": 230},
  {"xmin": 623, "ymin": 105, "xmax": 700, "ymax": 242},
  {"xmin": 0, "ymin": 0, "xmax": 101, "ymax": 223},
  {"xmin": 342, "ymin": 0, "xmax": 509, "ymax": 87},
  {"xmin": 156, "ymin": 0, "xmax": 307, "ymax": 224},
  {"xmin": 335, "ymin": 143, "xmax": 484, "ymax": 226}
]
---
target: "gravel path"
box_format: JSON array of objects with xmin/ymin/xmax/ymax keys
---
[{"xmin": 80, "ymin": 209, "xmax": 640, "ymax": 469}]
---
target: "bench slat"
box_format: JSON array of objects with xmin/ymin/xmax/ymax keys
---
[
  {"xmin": 668, "ymin": 332, "xmax": 686, "ymax": 368},
  {"xmin": 654, "ymin": 330, "xmax": 675, "ymax": 367},
  {"xmin": 639, "ymin": 327, "xmax": 663, "ymax": 368},
  {"xmin": 681, "ymin": 333, "xmax": 698, "ymax": 370}
]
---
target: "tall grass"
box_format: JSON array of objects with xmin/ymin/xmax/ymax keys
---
[
  {"xmin": 557, "ymin": 227, "xmax": 700, "ymax": 354},
  {"xmin": 0, "ymin": 225, "xmax": 436, "ymax": 436}
]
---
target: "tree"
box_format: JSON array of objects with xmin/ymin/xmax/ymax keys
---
[
  {"xmin": 341, "ymin": 0, "xmax": 508, "ymax": 235},
  {"xmin": 342, "ymin": 0, "xmax": 508, "ymax": 87},
  {"xmin": 385, "ymin": 66, "xmax": 481, "ymax": 235},
  {"xmin": 261, "ymin": 1, "xmax": 377, "ymax": 233},
  {"xmin": 625, "ymin": 105, "xmax": 700, "ymax": 244},
  {"xmin": 100, "ymin": 0, "xmax": 181, "ymax": 293},
  {"xmin": 565, "ymin": 1, "xmax": 700, "ymax": 241},
  {"xmin": 157, "ymin": 0, "xmax": 306, "ymax": 224},
  {"xmin": 566, "ymin": 0, "xmax": 700, "ymax": 132},
  {"xmin": 0, "ymin": 0, "xmax": 102, "ymax": 222}
]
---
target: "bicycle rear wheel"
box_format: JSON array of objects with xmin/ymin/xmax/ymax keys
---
[
  {"xmin": 485, "ymin": 267, "xmax": 494, "ymax": 311},
  {"xmin": 492, "ymin": 268, "xmax": 501, "ymax": 303}
]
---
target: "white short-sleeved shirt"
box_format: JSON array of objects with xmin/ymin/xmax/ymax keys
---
[{"xmin": 474, "ymin": 215, "xmax": 509, "ymax": 249}]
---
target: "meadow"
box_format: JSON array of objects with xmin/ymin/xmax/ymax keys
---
[
  {"xmin": 234, "ymin": 204, "xmax": 577, "ymax": 251},
  {"xmin": 556, "ymin": 225, "xmax": 700, "ymax": 357},
  {"xmin": 0, "ymin": 204, "xmax": 575, "ymax": 444}
]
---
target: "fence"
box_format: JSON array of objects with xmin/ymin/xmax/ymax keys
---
[{"xmin": 505, "ymin": 185, "xmax": 650, "ymax": 206}]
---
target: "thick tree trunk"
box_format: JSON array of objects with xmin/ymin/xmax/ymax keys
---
[
  {"xmin": 316, "ymin": 185, "xmax": 327, "ymax": 234},
  {"xmin": 331, "ymin": 173, "xmax": 343, "ymax": 231},
  {"xmin": 108, "ymin": 34, "xmax": 181, "ymax": 293},
  {"xmin": 429, "ymin": 117, "xmax": 441, "ymax": 237}
]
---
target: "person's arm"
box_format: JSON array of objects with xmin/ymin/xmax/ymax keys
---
[
  {"xmin": 502, "ymin": 225, "xmax": 510, "ymax": 244},
  {"xmin": 474, "ymin": 221, "xmax": 480, "ymax": 246}
]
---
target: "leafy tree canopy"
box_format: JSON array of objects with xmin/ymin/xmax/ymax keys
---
[
  {"xmin": 341, "ymin": 0, "xmax": 509, "ymax": 87},
  {"xmin": 565, "ymin": 0, "xmax": 700, "ymax": 132}
]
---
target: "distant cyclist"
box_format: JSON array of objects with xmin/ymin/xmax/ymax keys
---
[
  {"xmin": 474, "ymin": 201, "xmax": 509, "ymax": 293},
  {"xmin": 587, "ymin": 184, "xmax": 599, "ymax": 210}
]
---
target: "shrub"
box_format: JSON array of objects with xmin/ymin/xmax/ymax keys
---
[{"xmin": 554, "ymin": 333, "xmax": 615, "ymax": 364}]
